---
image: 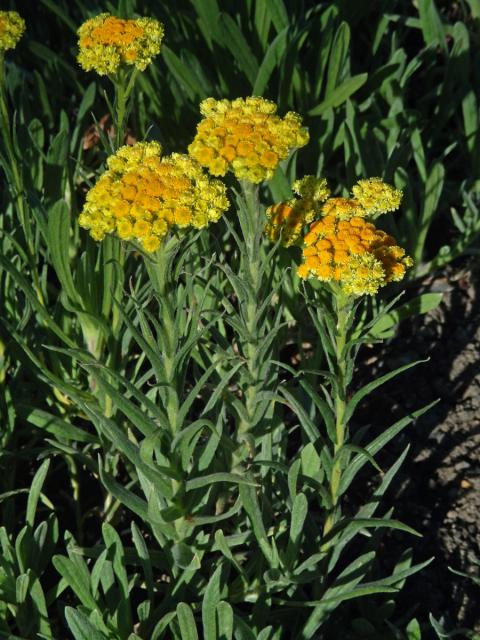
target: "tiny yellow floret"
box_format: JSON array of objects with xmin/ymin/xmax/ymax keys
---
[
  {"xmin": 78, "ymin": 142, "xmax": 229, "ymax": 251},
  {"xmin": 77, "ymin": 13, "xmax": 164, "ymax": 75},
  {"xmin": 0, "ymin": 11, "xmax": 25, "ymax": 52},
  {"xmin": 189, "ymin": 97, "xmax": 309, "ymax": 184}
]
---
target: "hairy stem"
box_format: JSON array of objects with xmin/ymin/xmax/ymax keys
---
[
  {"xmin": 147, "ymin": 239, "xmax": 180, "ymax": 436},
  {"xmin": 238, "ymin": 180, "xmax": 262, "ymax": 435},
  {"xmin": 323, "ymin": 289, "xmax": 352, "ymax": 540}
]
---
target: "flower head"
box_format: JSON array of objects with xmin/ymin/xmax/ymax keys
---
[
  {"xmin": 0, "ymin": 11, "xmax": 25, "ymax": 52},
  {"xmin": 78, "ymin": 141, "xmax": 229, "ymax": 251},
  {"xmin": 351, "ymin": 177, "xmax": 402, "ymax": 216},
  {"xmin": 321, "ymin": 197, "xmax": 363, "ymax": 220},
  {"xmin": 298, "ymin": 215, "xmax": 412, "ymax": 295},
  {"xmin": 188, "ymin": 97, "xmax": 309, "ymax": 183},
  {"xmin": 292, "ymin": 176, "xmax": 330, "ymax": 202},
  {"xmin": 77, "ymin": 13, "xmax": 164, "ymax": 75},
  {"xmin": 265, "ymin": 200, "xmax": 314, "ymax": 247},
  {"xmin": 265, "ymin": 176, "xmax": 330, "ymax": 246},
  {"xmin": 310, "ymin": 178, "xmax": 402, "ymax": 221}
]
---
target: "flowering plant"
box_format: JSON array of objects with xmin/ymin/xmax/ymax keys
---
[{"xmin": 1, "ymin": 4, "xmax": 467, "ymax": 639}]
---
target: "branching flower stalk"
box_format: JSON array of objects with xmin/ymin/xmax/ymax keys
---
[
  {"xmin": 77, "ymin": 13, "xmax": 164, "ymax": 152},
  {"xmin": 272, "ymin": 175, "xmax": 413, "ymax": 547},
  {"xmin": 78, "ymin": 139, "xmax": 228, "ymax": 423},
  {"xmin": 189, "ymin": 96, "xmax": 309, "ymax": 457}
]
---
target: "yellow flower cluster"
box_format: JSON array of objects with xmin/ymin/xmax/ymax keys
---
[
  {"xmin": 297, "ymin": 215, "xmax": 413, "ymax": 296},
  {"xmin": 265, "ymin": 176, "xmax": 330, "ymax": 246},
  {"xmin": 0, "ymin": 11, "xmax": 25, "ymax": 52},
  {"xmin": 188, "ymin": 97, "xmax": 309, "ymax": 183},
  {"xmin": 78, "ymin": 142, "xmax": 229, "ymax": 252},
  {"xmin": 352, "ymin": 177, "xmax": 403, "ymax": 215},
  {"xmin": 77, "ymin": 13, "xmax": 164, "ymax": 75},
  {"xmin": 317, "ymin": 178, "xmax": 402, "ymax": 221}
]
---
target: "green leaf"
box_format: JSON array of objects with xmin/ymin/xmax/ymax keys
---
[
  {"xmin": 217, "ymin": 601, "xmax": 234, "ymax": 640},
  {"xmin": 278, "ymin": 388, "xmax": 322, "ymax": 445},
  {"xmin": 253, "ymin": 27, "xmax": 289, "ymax": 95},
  {"xmin": 218, "ymin": 14, "xmax": 259, "ymax": 85},
  {"xmin": 16, "ymin": 573, "xmax": 30, "ymax": 604},
  {"xmin": 239, "ymin": 483, "xmax": 273, "ymax": 565},
  {"xmin": 300, "ymin": 443, "xmax": 321, "ymax": 480},
  {"xmin": 52, "ymin": 556, "xmax": 98, "ymax": 611},
  {"xmin": 414, "ymin": 161, "xmax": 445, "ymax": 264},
  {"xmin": 151, "ymin": 611, "xmax": 177, "ymax": 639},
  {"xmin": 131, "ymin": 522, "xmax": 154, "ymax": 600},
  {"xmin": 177, "ymin": 603, "xmax": 199, "ymax": 640},
  {"xmin": 324, "ymin": 517, "xmax": 421, "ymax": 547},
  {"xmin": 340, "ymin": 402, "xmax": 436, "ymax": 495},
  {"xmin": 185, "ymin": 473, "xmax": 257, "ymax": 492},
  {"xmin": 26, "ymin": 459, "xmax": 50, "ymax": 527},
  {"xmin": 418, "ymin": 0, "xmax": 447, "ymax": 52},
  {"xmin": 0, "ymin": 256, "xmax": 76, "ymax": 348},
  {"xmin": 21, "ymin": 406, "xmax": 97, "ymax": 443},
  {"xmin": 286, "ymin": 493, "xmax": 308, "ymax": 568},
  {"xmin": 190, "ymin": 0, "xmax": 222, "ymax": 46},
  {"xmin": 98, "ymin": 460, "xmax": 150, "ymax": 521},
  {"xmin": 345, "ymin": 360, "xmax": 427, "ymax": 423},
  {"xmin": 202, "ymin": 564, "xmax": 222, "ymax": 640},
  {"xmin": 406, "ymin": 618, "xmax": 422, "ymax": 640},
  {"xmin": 368, "ymin": 293, "xmax": 443, "ymax": 338},
  {"xmin": 213, "ymin": 530, "xmax": 245, "ymax": 577},
  {"xmin": 309, "ymin": 74, "xmax": 368, "ymax": 116},
  {"xmin": 276, "ymin": 584, "xmax": 398, "ymax": 609},
  {"xmin": 64, "ymin": 607, "xmax": 108, "ymax": 640},
  {"xmin": 47, "ymin": 200, "xmax": 81, "ymax": 305},
  {"xmin": 162, "ymin": 46, "xmax": 207, "ymax": 100},
  {"xmin": 300, "ymin": 552, "xmax": 376, "ymax": 638},
  {"xmin": 265, "ymin": 0, "xmax": 289, "ymax": 33},
  {"xmin": 324, "ymin": 21, "xmax": 351, "ymax": 95}
]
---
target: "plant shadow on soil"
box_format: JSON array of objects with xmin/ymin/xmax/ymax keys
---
[{"xmin": 354, "ymin": 259, "xmax": 480, "ymax": 636}]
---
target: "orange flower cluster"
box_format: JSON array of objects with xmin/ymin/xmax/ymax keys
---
[{"xmin": 298, "ymin": 216, "xmax": 413, "ymax": 295}]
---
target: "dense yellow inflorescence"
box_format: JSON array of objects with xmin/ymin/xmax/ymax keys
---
[
  {"xmin": 77, "ymin": 13, "xmax": 164, "ymax": 75},
  {"xmin": 265, "ymin": 176, "xmax": 330, "ymax": 246},
  {"xmin": 297, "ymin": 215, "xmax": 413, "ymax": 296},
  {"xmin": 352, "ymin": 177, "xmax": 403, "ymax": 216},
  {"xmin": 0, "ymin": 11, "xmax": 25, "ymax": 52},
  {"xmin": 320, "ymin": 178, "xmax": 403, "ymax": 220},
  {"xmin": 78, "ymin": 142, "xmax": 229, "ymax": 252},
  {"xmin": 188, "ymin": 97, "xmax": 309, "ymax": 184}
]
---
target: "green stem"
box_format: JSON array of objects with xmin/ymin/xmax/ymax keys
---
[
  {"xmin": 238, "ymin": 180, "xmax": 262, "ymax": 436},
  {"xmin": 146, "ymin": 238, "xmax": 180, "ymax": 435},
  {"xmin": 112, "ymin": 68, "xmax": 138, "ymax": 150},
  {"xmin": 114, "ymin": 77, "xmax": 126, "ymax": 150},
  {"xmin": 323, "ymin": 289, "xmax": 352, "ymax": 540}
]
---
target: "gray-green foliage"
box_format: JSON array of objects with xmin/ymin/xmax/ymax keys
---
[{"xmin": 0, "ymin": 0, "xmax": 476, "ymax": 637}]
